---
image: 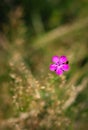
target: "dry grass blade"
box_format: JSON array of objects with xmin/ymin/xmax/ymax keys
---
[
  {"xmin": 32, "ymin": 17, "xmax": 88, "ymax": 49},
  {"xmin": 62, "ymin": 78, "xmax": 88, "ymax": 110}
]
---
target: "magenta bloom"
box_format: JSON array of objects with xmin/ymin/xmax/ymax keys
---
[{"xmin": 49, "ymin": 55, "xmax": 70, "ymax": 75}]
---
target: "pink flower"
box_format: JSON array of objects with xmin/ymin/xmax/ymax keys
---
[{"xmin": 49, "ymin": 56, "xmax": 70, "ymax": 75}]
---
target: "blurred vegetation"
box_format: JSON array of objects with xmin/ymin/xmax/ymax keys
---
[{"xmin": 0, "ymin": 0, "xmax": 88, "ymax": 130}]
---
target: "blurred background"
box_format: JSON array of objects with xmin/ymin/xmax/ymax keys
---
[{"xmin": 0, "ymin": 0, "xmax": 88, "ymax": 130}]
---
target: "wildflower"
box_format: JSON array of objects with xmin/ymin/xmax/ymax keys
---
[{"xmin": 49, "ymin": 56, "xmax": 70, "ymax": 75}]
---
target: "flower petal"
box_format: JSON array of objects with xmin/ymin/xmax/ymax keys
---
[
  {"xmin": 49, "ymin": 64, "xmax": 56, "ymax": 71},
  {"xmin": 56, "ymin": 68, "xmax": 63, "ymax": 75},
  {"xmin": 61, "ymin": 64, "xmax": 70, "ymax": 71},
  {"xmin": 52, "ymin": 56, "xmax": 59, "ymax": 63},
  {"xmin": 59, "ymin": 56, "xmax": 68, "ymax": 64}
]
